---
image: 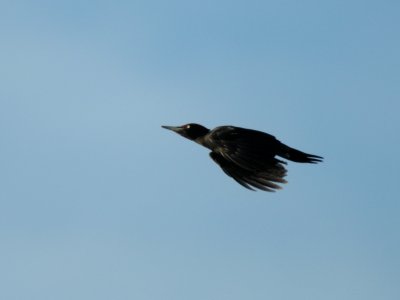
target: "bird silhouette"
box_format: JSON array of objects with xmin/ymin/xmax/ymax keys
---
[{"xmin": 162, "ymin": 123, "xmax": 323, "ymax": 192}]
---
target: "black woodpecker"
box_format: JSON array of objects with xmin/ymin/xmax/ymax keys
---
[{"xmin": 162, "ymin": 123, "xmax": 323, "ymax": 192}]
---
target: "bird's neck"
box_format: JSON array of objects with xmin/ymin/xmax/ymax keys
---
[{"xmin": 193, "ymin": 135, "xmax": 212, "ymax": 149}]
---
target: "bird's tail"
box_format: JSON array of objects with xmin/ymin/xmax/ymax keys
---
[{"xmin": 278, "ymin": 144, "xmax": 323, "ymax": 163}]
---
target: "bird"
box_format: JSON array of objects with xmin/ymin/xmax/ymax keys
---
[{"xmin": 162, "ymin": 123, "xmax": 323, "ymax": 192}]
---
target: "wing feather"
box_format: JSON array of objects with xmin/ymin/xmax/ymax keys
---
[{"xmin": 210, "ymin": 152, "xmax": 287, "ymax": 192}]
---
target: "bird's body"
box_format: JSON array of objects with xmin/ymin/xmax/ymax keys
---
[{"xmin": 162, "ymin": 124, "xmax": 323, "ymax": 192}]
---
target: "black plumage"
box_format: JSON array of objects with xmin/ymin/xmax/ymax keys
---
[{"xmin": 162, "ymin": 123, "xmax": 323, "ymax": 192}]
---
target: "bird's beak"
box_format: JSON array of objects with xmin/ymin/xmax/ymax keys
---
[{"xmin": 161, "ymin": 125, "xmax": 183, "ymax": 133}]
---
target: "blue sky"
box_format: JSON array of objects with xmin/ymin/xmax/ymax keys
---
[{"xmin": 1, "ymin": 1, "xmax": 399, "ymax": 299}]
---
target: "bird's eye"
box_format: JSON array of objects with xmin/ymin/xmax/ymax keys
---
[{"xmin": 186, "ymin": 124, "xmax": 191, "ymax": 129}]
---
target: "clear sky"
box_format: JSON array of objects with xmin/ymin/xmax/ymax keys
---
[{"xmin": 1, "ymin": 1, "xmax": 399, "ymax": 299}]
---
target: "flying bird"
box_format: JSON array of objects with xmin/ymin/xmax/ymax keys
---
[{"xmin": 162, "ymin": 124, "xmax": 323, "ymax": 192}]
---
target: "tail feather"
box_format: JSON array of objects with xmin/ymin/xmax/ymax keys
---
[{"xmin": 278, "ymin": 144, "xmax": 323, "ymax": 163}]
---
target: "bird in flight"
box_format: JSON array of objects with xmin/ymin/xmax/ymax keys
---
[{"xmin": 162, "ymin": 124, "xmax": 323, "ymax": 192}]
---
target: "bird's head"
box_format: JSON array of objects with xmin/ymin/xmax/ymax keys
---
[{"xmin": 162, "ymin": 123, "xmax": 209, "ymax": 141}]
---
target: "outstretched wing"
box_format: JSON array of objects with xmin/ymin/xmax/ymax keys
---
[{"xmin": 209, "ymin": 152, "xmax": 287, "ymax": 192}]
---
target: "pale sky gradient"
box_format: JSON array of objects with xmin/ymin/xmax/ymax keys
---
[{"xmin": 1, "ymin": 1, "xmax": 399, "ymax": 299}]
